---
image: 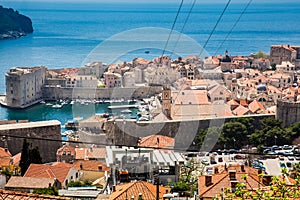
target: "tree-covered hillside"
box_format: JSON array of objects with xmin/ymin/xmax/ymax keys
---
[{"xmin": 0, "ymin": 5, "xmax": 33, "ymax": 39}]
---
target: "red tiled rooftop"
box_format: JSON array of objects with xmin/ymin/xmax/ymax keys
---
[
  {"xmin": 248, "ymin": 100, "xmax": 265, "ymax": 113},
  {"xmin": 24, "ymin": 163, "xmax": 74, "ymax": 184},
  {"xmin": 138, "ymin": 135, "xmax": 174, "ymax": 148},
  {"xmin": 73, "ymin": 160, "xmax": 110, "ymax": 172},
  {"xmin": 233, "ymin": 105, "xmax": 250, "ymax": 116},
  {"xmin": 57, "ymin": 145, "xmax": 75, "ymax": 156},
  {"xmin": 75, "ymin": 147, "xmax": 106, "ymax": 160},
  {"xmin": 109, "ymin": 181, "xmax": 168, "ymax": 200}
]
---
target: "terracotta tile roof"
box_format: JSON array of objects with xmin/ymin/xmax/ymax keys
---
[
  {"xmin": 172, "ymin": 90, "xmax": 210, "ymax": 105},
  {"xmin": 248, "ymin": 100, "xmax": 265, "ymax": 113},
  {"xmin": 109, "ymin": 181, "xmax": 168, "ymax": 200},
  {"xmin": 138, "ymin": 135, "xmax": 174, "ymax": 148},
  {"xmin": 267, "ymin": 85, "xmax": 282, "ymax": 94},
  {"xmin": 5, "ymin": 177, "xmax": 56, "ymax": 189},
  {"xmin": 12, "ymin": 152, "xmax": 21, "ymax": 166},
  {"xmin": 233, "ymin": 105, "xmax": 250, "ymax": 116},
  {"xmin": 0, "ymin": 148, "xmax": 11, "ymax": 157},
  {"xmin": 24, "ymin": 163, "xmax": 75, "ymax": 184},
  {"xmin": 226, "ymin": 99, "xmax": 239, "ymax": 106},
  {"xmin": 73, "ymin": 160, "xmax": 110, "ymax": 172},
  {"xmin": 0, "ymin": 148, "xmax": 12, "ymax": 167},
  {"xmin": 0, "ymin": 189, "xmax": 70, "ymax": 199},
  {"xmin": 75, "ymin": 147, "xmax": 106, "ymax": 160},
  {"xmin": 199, "ymin": 165, "xmax": 265, "ymax": 199},
  {"xmin": 57, "ymin": 145, "xmax": 75, "ymax": 156},
  {"xmin": 239, "ymin": 99, "xmax": 248, "ymax": 107}
]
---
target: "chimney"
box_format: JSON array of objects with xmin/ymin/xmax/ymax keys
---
[
  {"xmin": 205, "ymin": 175, "xmax": 212, "ymax": 186},
  {"xmin": 214, "ymin": 167, "xmax": 219, "ymax": 174},
  {"xmin": 229, "ymin": 170, "xmax": 236, "ymax": 181},
  {"xmin": 231, "ymin": 180, "xmax": 238, "ymax": 192},
  {"xmin": 112, "ymin": 185, "xmax": 116, "ymax": 192},
  {"xmin": 98, "ymin": 165, "xmax": 103, "ymax": 171},
  {"xmin": 262, "ymin": 175, "xmax": 272, "ymax": 186},
  {"xmin": 241, "ymin": 165, "xmax": 245, "ymax": 172},
  {"xmin": 258, "ymin": 168, "xmax": 262, "ymax": 175}
]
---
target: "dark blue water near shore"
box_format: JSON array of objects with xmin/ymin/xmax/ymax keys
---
[{"xmin": 0, "ymin": 1, "xmax": 300, "ymax": 123}]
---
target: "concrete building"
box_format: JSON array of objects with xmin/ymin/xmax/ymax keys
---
[
  {"xmin": 104, "ymin": 72, "xmax": 122, "ymax": 88},
  {"xmin": 270, "ymin": 45, "xmax": 297, "ymax": 65},
  {"xmin": 144, "ymin": 65, "xmax": 180, "ymax": 86},
  {"xmin": 78, "ymin": 62, "xmax": 106, "ymax": 78},
  {"xmin": 75, "ymin": 75, "xmax": 98, "ymax": 88},
  {"xmin": 5, "ymin": 66, "xmax": 46, "ymax": 108},
  {"xmin": 123, "ymin": 71, "xmax": 135, "ymax": 87}
]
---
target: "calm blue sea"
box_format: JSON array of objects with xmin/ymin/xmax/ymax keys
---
[{"xmin": 0, "ymin": 1, "xmax": 300, "ymax": 124}]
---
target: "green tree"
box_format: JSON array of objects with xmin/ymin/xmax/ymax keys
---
[
  {"xmin": 230, "ymin": 117, "xmax": 255, "ymax": 135},
  {"xmin": 67, "ymin": 180, "xmax": 92, "ymax": 188},
  {"xmin": 196, "ymin": 127, "xmax": 222, "ymax": 150},
  {"xmin": 20, "ymin": 139, "xmax": 30, "ymax": 176},
  {"xmin": 1, "ymin": 168, "xmax": 13, "ymax": 180},
  {"xmin": 19, "ymin": 139, "xmax": 43, "ymax": 175},
  {"xmin": 252, "ymin": 50, "xmax": 268, "ymax": 59},
  {"xmin": 220, "ymin": 121, "xmax": 248, "ymax": 149},
  {"xmin": 67, "ymin": 180, "xmax": 83, "ymax": 187},
  {"xmin": 219, "ymin": 169, "xmax": 300, "ymax": 199},
  {"xmin": 29, "ymin": 146, "xmax": 42, "ymax": 164},
  {"xmin": 33, "ymin": 187, "xmax": 58, "ymax": 196}
]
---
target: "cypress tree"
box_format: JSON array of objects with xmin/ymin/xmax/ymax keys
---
[
  {"xmin": 20, "ymin": 139, "xmax": 43, "ymax": 175},
  {"xmin": 20, "ymin": 139, "xmax": 30, "ymax": 176}
]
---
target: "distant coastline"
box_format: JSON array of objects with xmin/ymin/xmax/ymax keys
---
[{"xmin": 0, "ymin": 5, "xmax": 33, "ymax": 40}]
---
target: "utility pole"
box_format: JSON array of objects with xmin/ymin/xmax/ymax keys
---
[{"xmin": 156, "ymin": 175, "xmax": 159, "ymax": 200}]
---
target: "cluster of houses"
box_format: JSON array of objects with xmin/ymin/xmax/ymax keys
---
[{"xmin": 0, "ymin": 133, "xmax": 187, "ymax": 199}]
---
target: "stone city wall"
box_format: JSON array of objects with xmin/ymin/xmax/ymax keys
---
[
  {"xmin": 105, "ymin": 114, "xmax": 274, "ymax": 150},
  {"xmin": 276, "ymin": 100, "xmax": 300, "ymax": 127},
  {"xmin": 42, "ymin": 86, "xmax": 162, "ymax": 100},
  {"xmin": 0, "ymin": 120, "xmax": 61, "ymax": 163}
]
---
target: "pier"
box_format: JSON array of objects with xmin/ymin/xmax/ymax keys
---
[{"xmin": 107, "ymin": 105, "xmax": 138, "ymax": 109}]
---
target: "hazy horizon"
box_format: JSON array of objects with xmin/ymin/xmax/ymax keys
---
[{"xmin": 1, "ymin": 0, "xmax": 299, "ymax": 4}]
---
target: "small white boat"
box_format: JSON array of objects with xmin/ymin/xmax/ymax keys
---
[
  {"xmin": 46, "ymin": 103, "xmax": 53, "ymax": 106},
  {"xmin": 70, "ymin": 100, "xmax": 74, "ymax": 105},
  {"xmin": 121, "ymin": 109, "xmax": 132, "ymax": 114},
  {"xmin": 52, "ymin": 104, "xmax": 62, "ymax": 108},
  {"xmin": 40, "ymin": 101, "xmax": 46, "ymax": 104}
]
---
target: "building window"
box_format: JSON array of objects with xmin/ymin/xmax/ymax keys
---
[{"xmin": 10, "ymin": 90, "xmax": 13, "ymax": 94}]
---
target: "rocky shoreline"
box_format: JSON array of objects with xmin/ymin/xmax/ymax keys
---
[{"xmin": 0, "ymin": 30, "xmax": 27, "ymax": 40}]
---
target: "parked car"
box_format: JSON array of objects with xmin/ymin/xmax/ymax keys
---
[
  {"xmin": 234, "ymin": 154, "xmax": 246, "ymax": 159},
  {"xmin": 279, "ymin": 156, "xmax": 285, "ymax": 161},
  {"xmin": 283, "ymin": 145, "xmax": 293, "ymax": 150},
  {"xmin": 288, "ymin": 156, "xmax": 295, "ymax": 161}
]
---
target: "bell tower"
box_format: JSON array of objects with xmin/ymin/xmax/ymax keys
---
[{"xmin": 162, "ymin": 79, "xmax": 172, "ymax": 118}]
